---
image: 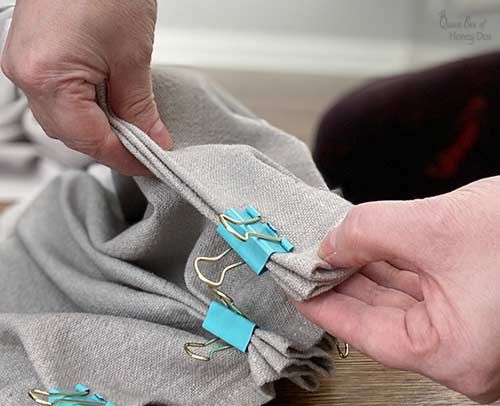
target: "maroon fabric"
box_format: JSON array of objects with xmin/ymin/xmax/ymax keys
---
[{"xmin": 314, "ymin": 51, "xmax": 500, "ymax": 203}]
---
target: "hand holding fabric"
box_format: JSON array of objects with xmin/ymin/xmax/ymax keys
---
[
  {"xmin": 295, "ymin": 176, "xmax": 500, "ymax": 403},
  {"xmin": 1, "ymin": 0, "xmax": 171, "ymax": 175}
]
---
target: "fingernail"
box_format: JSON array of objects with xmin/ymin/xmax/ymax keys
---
[
  {"xmin": 149, "ymin": 118, "xmax": 173, "ymax": 149},
  {"xmin": 318, "ymin": 229, "xmax": 337, "ymax": 259}
]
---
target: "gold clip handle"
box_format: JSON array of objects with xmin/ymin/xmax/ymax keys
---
[
  {"xmin": 28, "ymin": 387, "xmax": 105, "ymax": 406},
  {"xmin": 29, "ymin": 389, "xmax": 52, "ymax": 405},
  {"xmin": 336, "ymin": 341, "xmax": 349, "ymax": 358},
  {"xmin": 184, "ymin": 338, "xmax": 231, "ymax": 361},
  {"xmin": 219, "ymin": 213, "xmax": 282, "ymax": 243},
  {"xmin": 194, "ymin": 248, "xmax": 244, "ymax": 289}
]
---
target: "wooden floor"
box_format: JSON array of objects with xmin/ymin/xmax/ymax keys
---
[
  {"xmin": 270, "ymin": 350, "xmax": 492, "ymax": 406},
  {"xmin": 1, "ymin": 68, "xmax": 497, "ymax": 406}
]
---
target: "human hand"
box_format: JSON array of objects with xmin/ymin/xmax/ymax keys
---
[
  {"xmin": 1, "ymin": 0, "xmax": 171, "ymax": 175},
  {"xmin": 294, "ymin": 176, "xmax": 500, "ymax": 403}
]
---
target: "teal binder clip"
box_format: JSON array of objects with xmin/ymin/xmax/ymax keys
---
[
  {"xmin": 217, "ymin": 205, "xmax": 294, "ymax": 275},
  {"xmin": 29, "ymin": 384, "xmax": 116, "ymax": 406},
  {"xmin": 185, "ymin": 205, "xmax": 292, "ymax": 361},
  {"xmin": 202, "ymin": 301, "xmax": 256, "ymax": 352},
  {"xmin": 184, "ymin": 298, "xmax": 256, "ymax": 361}
]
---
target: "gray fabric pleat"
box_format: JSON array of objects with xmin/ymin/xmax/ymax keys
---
[{"xmin": 0, "ymin": 67, "xmax": 355, "ymax": 405}]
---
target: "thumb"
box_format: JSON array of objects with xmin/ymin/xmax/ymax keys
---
[
  {"xmin": 108, "ymin": 65, "xmax": 172, "ymax": 149},
  {"xmin": 319, "ymin": 200, "xmax": 435, "ymax": 269}
]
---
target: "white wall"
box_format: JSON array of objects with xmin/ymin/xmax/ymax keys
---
[
  {"xmin": 153, "ymin": 0, "xmax": 500, "ymax": 76},
  {"xmin": 157, "ymin": 0, "xmax": 413, "ymax": 40}
]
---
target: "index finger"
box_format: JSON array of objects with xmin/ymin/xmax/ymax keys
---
[{"xmin": 293, "ymin": 290, "xmax": 424, "ymax": 372}]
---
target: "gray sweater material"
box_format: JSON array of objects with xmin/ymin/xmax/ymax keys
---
[{"xmin": 0, "ymin": 68, "xmax": 355, "ymax": 405}]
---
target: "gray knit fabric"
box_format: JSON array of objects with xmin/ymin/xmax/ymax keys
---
[
  {"xmin": 0, "ymin": 68, "xmax": 355, "ymax": 405},
  {"xmin": 101, "ymin": 70, "xmax": 355, "ymax": 300}
]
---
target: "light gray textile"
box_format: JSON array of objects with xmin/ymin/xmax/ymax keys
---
[
  {"xmin": 0, "ymin": 0, "xmax": 14, "ymax": 9},
  {"xmin": 0, "ymin": 68, "xmax": 355, "ymax": 405},
  {"xmin": 101, "ymin": 70, "xmax": 355, "ymax": 300},
  {"xmin": 0, "ymin": 2, "xmax": 13, "ymax": 26}
]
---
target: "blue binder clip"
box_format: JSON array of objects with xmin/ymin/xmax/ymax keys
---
[
  {"xmin": 184, "ymin": 300, "xmax": 257, "ymax": 361},
  {"xmin": 194, "ymin": 205, "xmax": 293, "ymax": 297},
  {"xmin": 217, "ymin": 205, "xmax": 293, "ymax": 275},
  {"xmin": 28, "ymin": 384, "xmax": 116, "ymax": 406},
  {"xmin": 202, "ymin": 301, "xmax": 256, "ymax": 352},
  {"xmin": 185, "ymin": 205, "xmax": 292, "ymax": 362}
]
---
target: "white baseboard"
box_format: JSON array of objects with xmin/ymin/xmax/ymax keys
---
[{"xmin": 152, "ymin": 28, "xmax": 465, "ymax": 77}]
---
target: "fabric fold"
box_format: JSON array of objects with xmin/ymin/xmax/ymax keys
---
[
  {"xmin": 98, "ymin": 69, "xmax": 356, "ymax": 301},
  {"xmin": 0, "ymin": 67, "xmax": 356, "ymax": 405}
]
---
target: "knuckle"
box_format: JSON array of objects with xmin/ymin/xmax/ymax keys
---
[
  {"xmin": 116, "ymin": 44, "xmax": 152, "ymax": 69},
  {"xmin": 415, "ymin": 197, "xmax": 458, "ymax": 237},
  {"xmin": 128, "ymin": 95, "xmax": 155, "ymax": 117},
  {"xmin": 383, "ymin": 266, "xmax": 398, "ymax": 286},
  {"xmin": 367, "ymin": 284, "xmax": 382, "ymax": 306},
  {"xmin": 64, "ymin": 136, "xmax": 106, "ymax": 160},
  {"xmin": 119, "ymin": 93, "xmax": 157, "ymax": 123},
  {"xmin": 8, "ymin": 54, "xmax": 50, "ymax": 92},
  {"xmin": 413, "ymin": 197, "xmax": 463, "ymax": 264},
  {"xmin": 133, "ymin": 47, "xmax": 153, "ymax": 66},
  {"xmin": 80, "ymin": 142, "xmax": 104, "ymax": 159}
]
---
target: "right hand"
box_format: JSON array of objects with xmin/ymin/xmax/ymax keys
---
[
  {"xmin": 1, "ymin": 0, "xmax": 172, "ymax": 175},
  {"xmin": 294, "ymin": 176, "xmax": 500, "ymax": 403}
]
